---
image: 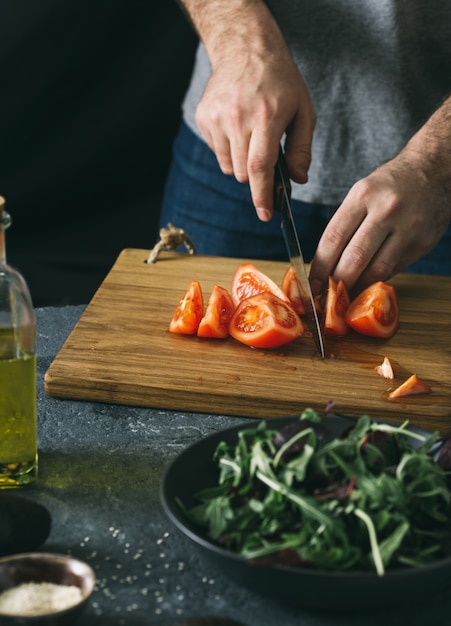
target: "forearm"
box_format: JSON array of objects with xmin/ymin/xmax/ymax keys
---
[
  {"xmin": 176, "ymin": 0, "xmax": 288, "ymax": 67},
  {"xmin": 402, "ymin": 93, "xmax": 451, "ymax": 193}
]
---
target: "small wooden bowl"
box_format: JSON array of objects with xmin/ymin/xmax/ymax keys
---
[{"xmin": 0, "ymin": 553, "xmax": 95, "ymax": 625}]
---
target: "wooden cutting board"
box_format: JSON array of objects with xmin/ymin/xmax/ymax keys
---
[{"xmin": 44, "ymin": 249, "xmax": 451, "ymax": 432}]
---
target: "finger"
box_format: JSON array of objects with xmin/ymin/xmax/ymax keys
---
[
  {"xmin": 285, "ymin": 144, "xmax": 313, "ymax": 183},
  {"xmin": 229, "ymin": 132, "xmax": 251, "ymax": 183},
  {"xmin": 196, "ymin": 105, "xmax": 235, "ymax": 176},
  {"xmin": 352, "ymin": 231, "xmax": 420, "ymax": 293},
  {"xmin": 284, "ymin": 101, "xmax": 316, "ymax": 183},
  {"xmin": 309, "ymin": 201, "xmax": 367, "ymax": 295},
  {"xmin": 331, "ymin": 218, "xmax": 390, "ymax": 290},
  {"xmin": 247, "ymin": 131, "xmax": 281, "ymax": 221},
  {"xmin": 212, "ymin": 134, "xmax": 234, "ymax": 176}
]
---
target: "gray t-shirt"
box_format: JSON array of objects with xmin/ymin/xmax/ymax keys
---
[{"xmin": 182, "ymin": 0, "xmax": 451, "ymax": 205}]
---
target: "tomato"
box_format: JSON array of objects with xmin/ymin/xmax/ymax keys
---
[
  {"xmin": 197, "ymin": 285, "xmax": 235, "ymax": 339},
  {"xmin": 281, "ymin": 265, "xmax": 323, "ymax": 317},
  {"xmin": 388, "ymin": 373, "xmax": 432, "ymax": 400},
  {"xmin": 229, "ymin": 292, "xmax": 304, "ymax": 349},
  {"xmin": 169, "ymin": 280, "xmax": 204, "ymax": 335},
  {"xmin": 374, "ymin": 356, "xmax": 394, "ymax": 380},
  {"xmin": 323, "ymin": 276, "xmax": 350, "ymax": 337},
  {"xmin": 281, "ymin": 265, "xmax": 305, "ymax": 315},
  {"xmin": 344, "ymin": 281, "xmax": 399, "ymax": 338},
  {"xmin": 231, "ymin": 263, "xmax": 290, "ymax": 308}
]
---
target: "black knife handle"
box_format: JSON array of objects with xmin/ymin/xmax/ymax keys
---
[{"xmin": 273, "ymin": 147, "xmax": 292, "ymax": 213}]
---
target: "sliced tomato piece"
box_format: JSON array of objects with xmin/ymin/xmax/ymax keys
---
[
  {"xmin": 344, "ymin": 281, "xmax": 399, "ymax": 338},
  {"xmin": 374, "ymin": 356, "xmax": 394, "ymax": 380},
  {"xmin": 169, "ymin": 280, "xmax": 204, "ymax": 335},
  {"xmin": 281, "ymin": 265, "xmax": 306, "ymax": 315},
  {"xmin": 388, "ymin": 374, "xmax": 432, "ymax": 400},
  {"xmin": 231, "ymin": 263, "xmax": 290, "ymax": 308},
  {"xmin": 281, "ymin": 265, "xmax": 322, "ymax": 316},
  {"xmin": 323, "ymin": 276, "xmax": 350, "ymax": 337},
  {"xmin": 229, "ymin": 292, "xmax": 304, "ymax": 349},
  {"xmin": 197, "ymin": 285, "xmax": 235, "ymax": 339}
]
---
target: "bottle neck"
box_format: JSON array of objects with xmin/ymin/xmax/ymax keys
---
[
  {"xmin": 0, "ymin": 207, "xmax": 11, "ymax": 266},
  {"xmin": 0, "ymin": 228, "xmax": 5, "ymax": 266}
]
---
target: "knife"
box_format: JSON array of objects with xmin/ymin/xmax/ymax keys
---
[{"xmin": 274, "ymin": 148, "xmax": 325, "ymax": 358}]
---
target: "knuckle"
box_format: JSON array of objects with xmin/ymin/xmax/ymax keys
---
[
  {"xmin": 227, "ymin": 101, "xmax": 246, "ymax": 130},
  {"xmin": 366, "ymin": 259, "xmax": 393, "ymax": 283},
  {"xmin": 343, "ymin": 244, "xmax": 370, "ymax": 269},
  {"xmin": 247, "ymin": 155, "xmax": 267, "ymax": 178},
  {"xmin": 320, "ymin": 224, "xmax": 347, "ymax": 249},
  {"xmin": 348, "ymin": 178, "xmax": 374, "ymax": 205}
]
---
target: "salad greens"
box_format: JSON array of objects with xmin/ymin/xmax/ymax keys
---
[{"xmin": 181, "ymin": 408, "xmax": 451, "ymax": 576}]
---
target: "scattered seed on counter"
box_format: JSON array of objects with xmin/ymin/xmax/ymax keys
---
[{"xmin": 65, "ymin": 522, "xmax": 228, "ymax": 621}]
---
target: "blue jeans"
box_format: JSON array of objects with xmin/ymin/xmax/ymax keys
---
[{"xmin": 160, "ymin": 121, "xmax": 451, "ymax": 274}]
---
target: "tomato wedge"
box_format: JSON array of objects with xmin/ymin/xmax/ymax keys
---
[
  {"xmin": 229, "ymin": 292, "xmax": 304, "ymax": 349},
  {"xmin": 197, "ymin": 285, "xmax": 235, "ymax": 339},
  {"xmin": 344, "ymin": 281, "xmax": 399, "ymax": 338},
  {"xmin": 281, "ymin": 265, "xmax": 306, "ymax": 315},
  {"xmin": 281, "ymin": 265, "xmax": 323, "ymax": 317},
  {"xmin": 323, "ymin": 276, "xmax": 350, "ymax": 337},
  {"xmin": 231, "ymin": 263, "xmax": 290, "ymax": 308},
  {"xmin": 169, "ymin": 280, "xmax": 204, "ymax": 335},
  {"xmin": 374, "ymin": 356, "xmax": 394, "ymax": 380},
  {"xmin": 388, "ymin": 374, "xmax": 432, "ymax": 400}
]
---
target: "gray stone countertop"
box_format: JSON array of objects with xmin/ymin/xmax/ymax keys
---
[{"xmin": 21, "ymin": 305, "xmax": 451, "ymax": 625}]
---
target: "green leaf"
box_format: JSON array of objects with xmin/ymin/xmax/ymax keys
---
[
  {"xmin": 378, "ymin": 520, "xmax": 410, "ymax": 566},
  {"xmin": 205, "ymin": 496, "xmax": 235, "ymax": 540}
]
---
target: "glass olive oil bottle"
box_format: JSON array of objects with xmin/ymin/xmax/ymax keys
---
[{"xmin": 0, "ymin": 197, "xmax": 37, "ymax": 487}]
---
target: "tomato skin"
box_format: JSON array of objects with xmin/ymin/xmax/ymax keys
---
[
  {"xmin": 229, "ymin": 292, "xmax": 304, "ymax": 349},
  {"xmin": 323, "ymin": 277, "xmax": 350, "ymax": 337},
  {"xmin": 231, "ymin": 263, "xmax": 290, "ymax": 308},
  {"xmin": 197, "ymin": 285, "xmax": 235, "ymax": 339},
  {"xmin": 169, "ymin": 280, "xmax": 204, "ymax": 335},
  {"xmin": 344, "ymin": 281, "xmax": 399, "ymax": 338}
]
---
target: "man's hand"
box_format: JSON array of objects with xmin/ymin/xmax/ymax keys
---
[
  {"xmin": 309, "ymin": 96, "xmax": 451, "ymax": 295},
  {"xmin": 179, "ymin": 0, "xmax": 315, "ymax": 220}
]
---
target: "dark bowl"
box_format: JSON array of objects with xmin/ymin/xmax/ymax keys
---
[
  {"xmin": 0, "ymin": 553, "xmax": 95, "ymax": 625},
  {"xmin": 160, "ymin": 415, "xmax": 451, "ymax": 611},
  {"xmin": 0, "ymin": 495, "xmax": 52, "ymax": 557}
]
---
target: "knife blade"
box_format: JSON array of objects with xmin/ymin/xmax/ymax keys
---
[{"xmin": 274, "ymin": 148, "xmax": 325, "ymax": 358}]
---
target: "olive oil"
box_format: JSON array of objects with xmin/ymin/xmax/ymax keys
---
[
  {"xmin": 0, "ymin": 340, "xmax": 37, "ymax": 486},
  {"xmin": 0, "ymin": 199, "xmax": 37, "ymax": 487}
]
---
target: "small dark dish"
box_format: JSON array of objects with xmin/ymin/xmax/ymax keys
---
[
  {"xmin": 0, "ymin": 495, "xmax": 52, "ymax": 557},
  {"xmin": 160, "ymin": 415, "xmax": 451, "ymax": 611},
  {"xmin": 0, "ymin": 552, "xmax": 95, "ymax": 626}
]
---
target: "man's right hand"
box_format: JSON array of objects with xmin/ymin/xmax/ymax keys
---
[{"xmin": 179, "ymin": 0, "xmax": 316, "ymax": 221}]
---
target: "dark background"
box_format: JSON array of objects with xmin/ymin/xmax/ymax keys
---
[{"xmin": 0, "ymin": 0, "xmax": 198, "ymax": 306}]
